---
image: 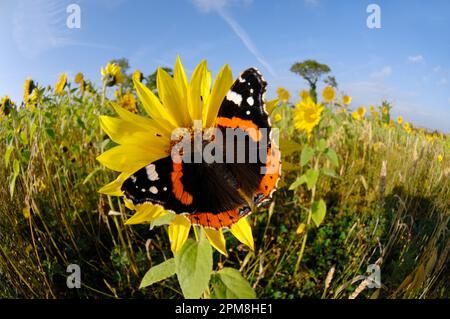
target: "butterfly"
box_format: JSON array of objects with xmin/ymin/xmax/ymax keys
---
[{"xmin": 122, "ymin": 68, "xmax": 281, "ymax": 229}]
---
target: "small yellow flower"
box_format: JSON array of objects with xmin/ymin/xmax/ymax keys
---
[
  {"xmin": 293, "ymin": 96, "xmax": 324, "ymax": 135},
  {"xmin": 382, "ymin": 106, "xmax": 389, "ymax": 115},
  {"xmin": 277, "ymin": 87, "xmax": 290, "ymax": 103},
  {"xmin": 23, "ymin": 77, "xmax": 36, "ymax": 104},
  {"xmin": 352, "ymin": 111, "xmax": 360, "ymax": 120},
  {"xmin": 132, "ymin": 69, "xmax": 143, "ymax": 83},
  {"xmin": 101, "ymin": 62, "xmax": 125, "ymax": 87},
  {"xmin": 342, "ymin": 95, "xmax": 352, "ymax": 106},
  {"xmin": 75, "ymin": 72, "xmax": 84, "ymax": 84},
  {"xmin": 299, "ymin": 90, "xmax": 310, "ymax": 101},
  {"xmin": 322, "ymin": 86, "xmax": 335, "ymax": 103},
  {"xmin": 55, "ymin": 73, "xmax": 67, "ymax": 95},
  {"xmin": 369, "ymin": 105, "xmax": 375, "ymax": 112},
  {"xmin": 274, "ymin": 113, "xmax": 282, "ymax": 123},
  {"xmin": 0, "ymin": 95, "xmax": 13, "ymax": 116},
  {"xmin": 397, "ymin": 116, "xmax": 403, "ymax": 125},
  {"xmin": 438, "ymin": 154, "xmax": 444, "ymax": 162},
  {"xmin": 357, "ymin": 106, "xmax": 366, "ymax": 118},
  {"xmin": 117, "ymin": 90, "xmax": 138, "ymax": 113},
  {"xmin": 403, "ymin": 122, "xmax": 412, "ymax": 134}
]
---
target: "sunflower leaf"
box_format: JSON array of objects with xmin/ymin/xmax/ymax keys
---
[
  {"xmin": 175, "ymin": 236, "xmax": 213, "ymax": 299},
  {"xmin": 311, "ymin": 199, "xmax": 327, "ymax": 227},
  {"xmin": 211, "ymin": 268, "xmax": 256, "ymax": 299},
  {"xmin": 140, "ymin": 258, "xmax": 176, "ymax": 289},
  {"xmin": 300, "ymin": 146, "xmax": 315, "ymax": 166}
]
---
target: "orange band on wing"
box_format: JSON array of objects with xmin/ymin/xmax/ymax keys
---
[
  {"xmin": 216, "ymin": 116, "xmax": 262, "ymax": 142},
  {"xmin": 187, "ymin": 207, "xmax": 251, "ymax": 229},
  {"xmin": 171, "ymin": 162, "xmax": 193, "ymax": 205},
  {"xmin": 256, "ymin": 146, "xmax": 281, "ymax": 202}
]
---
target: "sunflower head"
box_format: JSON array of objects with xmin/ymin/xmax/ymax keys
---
[
  {"xmin": 397, "ymin": 116, "xmax": 403, "ymax": 125},
  {"xmin": 357, "ymin": 106, "xmax": 366, "ymax": 118},
  {"xmin": 101, "ymin": 63, "xmax": 125, "ymax": 87},
  {"xmin": 293, "ymin": 96, "xmax": 324, "ymax": 135},
  {"xmin": 23, "ymin": 77, "xmax": 36, "ymax": 103},
  {"xmin": 55, "ymin": 73, "xmax": 67, "ymax": 95},
  {"xmin": 117, "ymin": 90, "xmax": 138, "ymax": 113},
  {"xmin": 403, "ymin": 122, "xmax": 412, "ymax": 134},
  {"xmin": 97, "ymin": 57, "xmax": 260, "ymax": 255},
  {"xmin": 132, "ymin": 69, "xmax": 143, "ymax": 83},
  {"xmin": 277, "ymin": 87, "xmax": 290, "ymax": 103},
  {"xmin": 75, "ymin": 72, "xmax": 84, "ymax": 84},
  {"xmin": 0, "ymin": 96, "xmax": 14, "ymax": 116},
  {"xmin": 322, "ymin": 86, "xmax": 335, "ymax": 103},
  {"xmin": 342, "ymin": 95, "xmax": 352, "ymax": 106},
  {"xmin": 438, "ymin": 154, "xmax": 444, "ymax": 163}
]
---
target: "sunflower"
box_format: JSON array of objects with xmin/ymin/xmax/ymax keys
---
[
  {"xmin": 299, "ymin": 90, "xmax": 310, "ymax": 101},
  {"xmin": 133, "ymin": 69, "xmax": 143, "ymax": 83},
  {"xmin": 116, "ymin": 89, "xmax": 138, "ymax": 113},
  {"xmin": 357, "ymin": 106, "xmax": 366, "ymax": 118},
  {"xmin": 273, "ymin": 113, "xmax": 282, "ymax": 123},
  {"xmin": 397, "ymin": 116, "xmax": 403, "ymax": 125},
  {"xmin": 0, "ymin": 96, "xmax": 13, "ymax": 116},
  {"xmin": 97, "ymin": 57, "xmax": 258, "ymax": 255},
  {"xmin": 322, "ymin": 86, "xmax": 335, "ymax": 103},
  {"xmin": 342, "ymin": 95, "xmax": 352, "ymax": 106},
  {"xmin": 23, "ymin": 77, "xmax": 36, "ymax": 104},
  {"xmin": 403, "ymin": 122, "xmax": 412, "ymax": 134},
  {"xmin": 75, "ymin": 72, "xmax": 84, "ymax": 84},
  {"xmin": 438, "ymin": 154, "xmax": 444, "ymax": 163},
  {"xmin": 351, "ymin": 111, "xmax": 360, "ymax": 120},
  {"xmin": 277, "ymin": 87, "xmax": 290, "ymax": 103},
  {"xmin": 292, "ymin": 96, "xmax": 324, "ymax": 136},
  {"xmin": 382, "ymin": 106, "xmax": 389, "ymax": 115},
  {"xmin": 55, "ymin": 73, "xmax": 67, "ymax": 95},
  {"xmin": 101, "ymin": 62, "xmax": 125, "ymax": 87}
]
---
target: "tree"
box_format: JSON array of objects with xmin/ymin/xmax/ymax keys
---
[
  {"xmin": 290, "ymin": 60, "xmax": 331, "ymax": 102},
  {"xmin": 324, "ymin": 76, "xmax": 338, "ymax": 89}
]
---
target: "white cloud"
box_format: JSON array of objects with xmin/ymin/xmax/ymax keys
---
[
  {"xmin": 370, "ymin": 66, "xmax": 392, "ymax": 79},
  {"xmin": 191, "ymin": 0, "xmax": 276, "ymax": 77},
  {"xmin": 408, "ymin": 55, "xmax": 424, "ymax": 63}
]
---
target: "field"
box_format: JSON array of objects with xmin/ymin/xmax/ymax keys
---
[{"xmin": 0, "ymin": 63, "xmax": 449, "ymax": 299}]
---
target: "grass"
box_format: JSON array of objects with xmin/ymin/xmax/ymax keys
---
[{"xmin": 0, "ymin": 80, "xmax": 449, "ymax": 299}]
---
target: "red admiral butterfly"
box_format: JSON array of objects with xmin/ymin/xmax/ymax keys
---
[{"xmin": 122, "ymin": 68, "xmax": 281, "ymax": 229}]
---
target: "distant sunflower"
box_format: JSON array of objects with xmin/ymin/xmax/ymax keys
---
[
  {"xmin": 299, "ymin": 90, "xmax": 310, "ymax": 101},
  {"xmin": 55, "ymin": 73, "xmax": 67, "ymax": 95},
  {"xmin": 23, "ymin": 78, "xmax": 36, "ymax": 104},
  {"xmin": 403, "ymin": 122, "xmax": 412, "ymax": 134},
  {"xmin": 101, "ymin": 63, "xmax": 125, "ymax": 87},
  {"xmin": 397, "ymin": 116, "xmax": 403, "ymax": 125},
  {"xmin": 293, "ymin": 96, "xmax": 324, "ymax": 136},
  {"xmin": 277, "ymin": 87, "xmax": 290, "ymax": 103},
  {"xmin": 132, "ymin": 69, "xmax": 143, "ymax": 83},
  {"xmin": 116, "ymin": 89, "xmax": 138, "ymax": 113},
  {"xmin": 342, "ymin": 95, "xmax": 352, "ymax": 106},
  {"xmin": 357, "ymin": 106, "xmax": 366, "ymax": 118},
  {"xmin": 322, "ymin": 86, "xmax": 335, "ymax": 103},
  {"xmin": 97, "ymin": 57, "xmax": 261, "ymax": 255}
]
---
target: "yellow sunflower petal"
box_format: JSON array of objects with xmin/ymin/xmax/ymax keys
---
[
  {"xmin": 203, "ymin": 64, "xmax": 233, "ymax": 127},
  {"xmin": 133, "ymin": 79, "xmax": 176, "ymax": 128},
  {"xmin": 100, "ymin": 116, "xmax": 151, "ymax": 144},
  {"xmin": 188, "ymin": 60, "xmax": 207, "ymax": 122},
  {"xmin": 110, "ymin": 102, "xmax": 172, "ymax": 138},
  {"xmin": 203, "ymin": 227, "xmax": 228, "ymax": 256},
  {"xmin": 168, "ymin": 215, "xmax": 191, "ymax": 254},
  {"xmin": 98, "ymin": 171, "xmax": 132, "ymax": 196},
  {"xmin": 230, "ymin": 217, "xmax": 254, "ymax": 251},
  {"xmin": 96, "ymin": 144, "xmax": 166, "ymax": 173},
  {"xmin": 125, "ymin": 204, "xmax": 167, "ymax": 225},
  {"xmin": 201, "ymin": 69, "xmax": 212, "ymax": 107},
  {"xmin": 174, "ymin": 56, "xmax": 188, "ymax": 101},
  {"xmin": 157, "ymin": 67, "xmax": 191, "ymax": 127}
]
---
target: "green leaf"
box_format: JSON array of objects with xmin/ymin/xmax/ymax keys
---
[
  {"xmin": 4, "ymin": 145, "xmax": 14, "ymax": 168},
  {"xmin": 289, "ymin": 175, "xmax": 307, "ymax": 190},
  {"xmin": 300, "ymin": 146, "xmax": 315, "ymax": 166},
  {"xmin": 305, "ymin": 169, "xmax": 319, "ymax": 190},
  {"xmin": 317, "ymin": 139, "xmax": 327, "ymax": 152},
  {"xmin": 13, "ymin": 159, "xmax": 20, "ymax": 176},
  {"xmin": 140, "ymin": 258, "xmax": 176, "ymax": 289},
  {"xmin": 150, "ymin": 213, "xmax": 176, "ymax": 229},
  {"xmin": 175, "ymin": 236, "xmax": 213, "ymax": 299},
  {"xmin": 325, "ymin": 148, "xmax": 339, "ymax": 166},
  {"xmin": 322, "ymin": 167, "xmax": 338, "ymax": 178},
  {"xmin": 280, "ymin": 139, "xmax": 302, "ymax": 156},
  {"xmin": 45, "ymin": 128, "xmax": 55, "ymax": 139},
  {"xmin": 211, "ymin": 268, "xmax": 256, "ymax": 299},
  {"xmin": 311, "ymin": 199, "xmax": 327, "ymax": 227}
]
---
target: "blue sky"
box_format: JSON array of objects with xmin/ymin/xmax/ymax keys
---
[{"xmin": 1, "ymin": 0, "xmax": 449, "ymax": 132}]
